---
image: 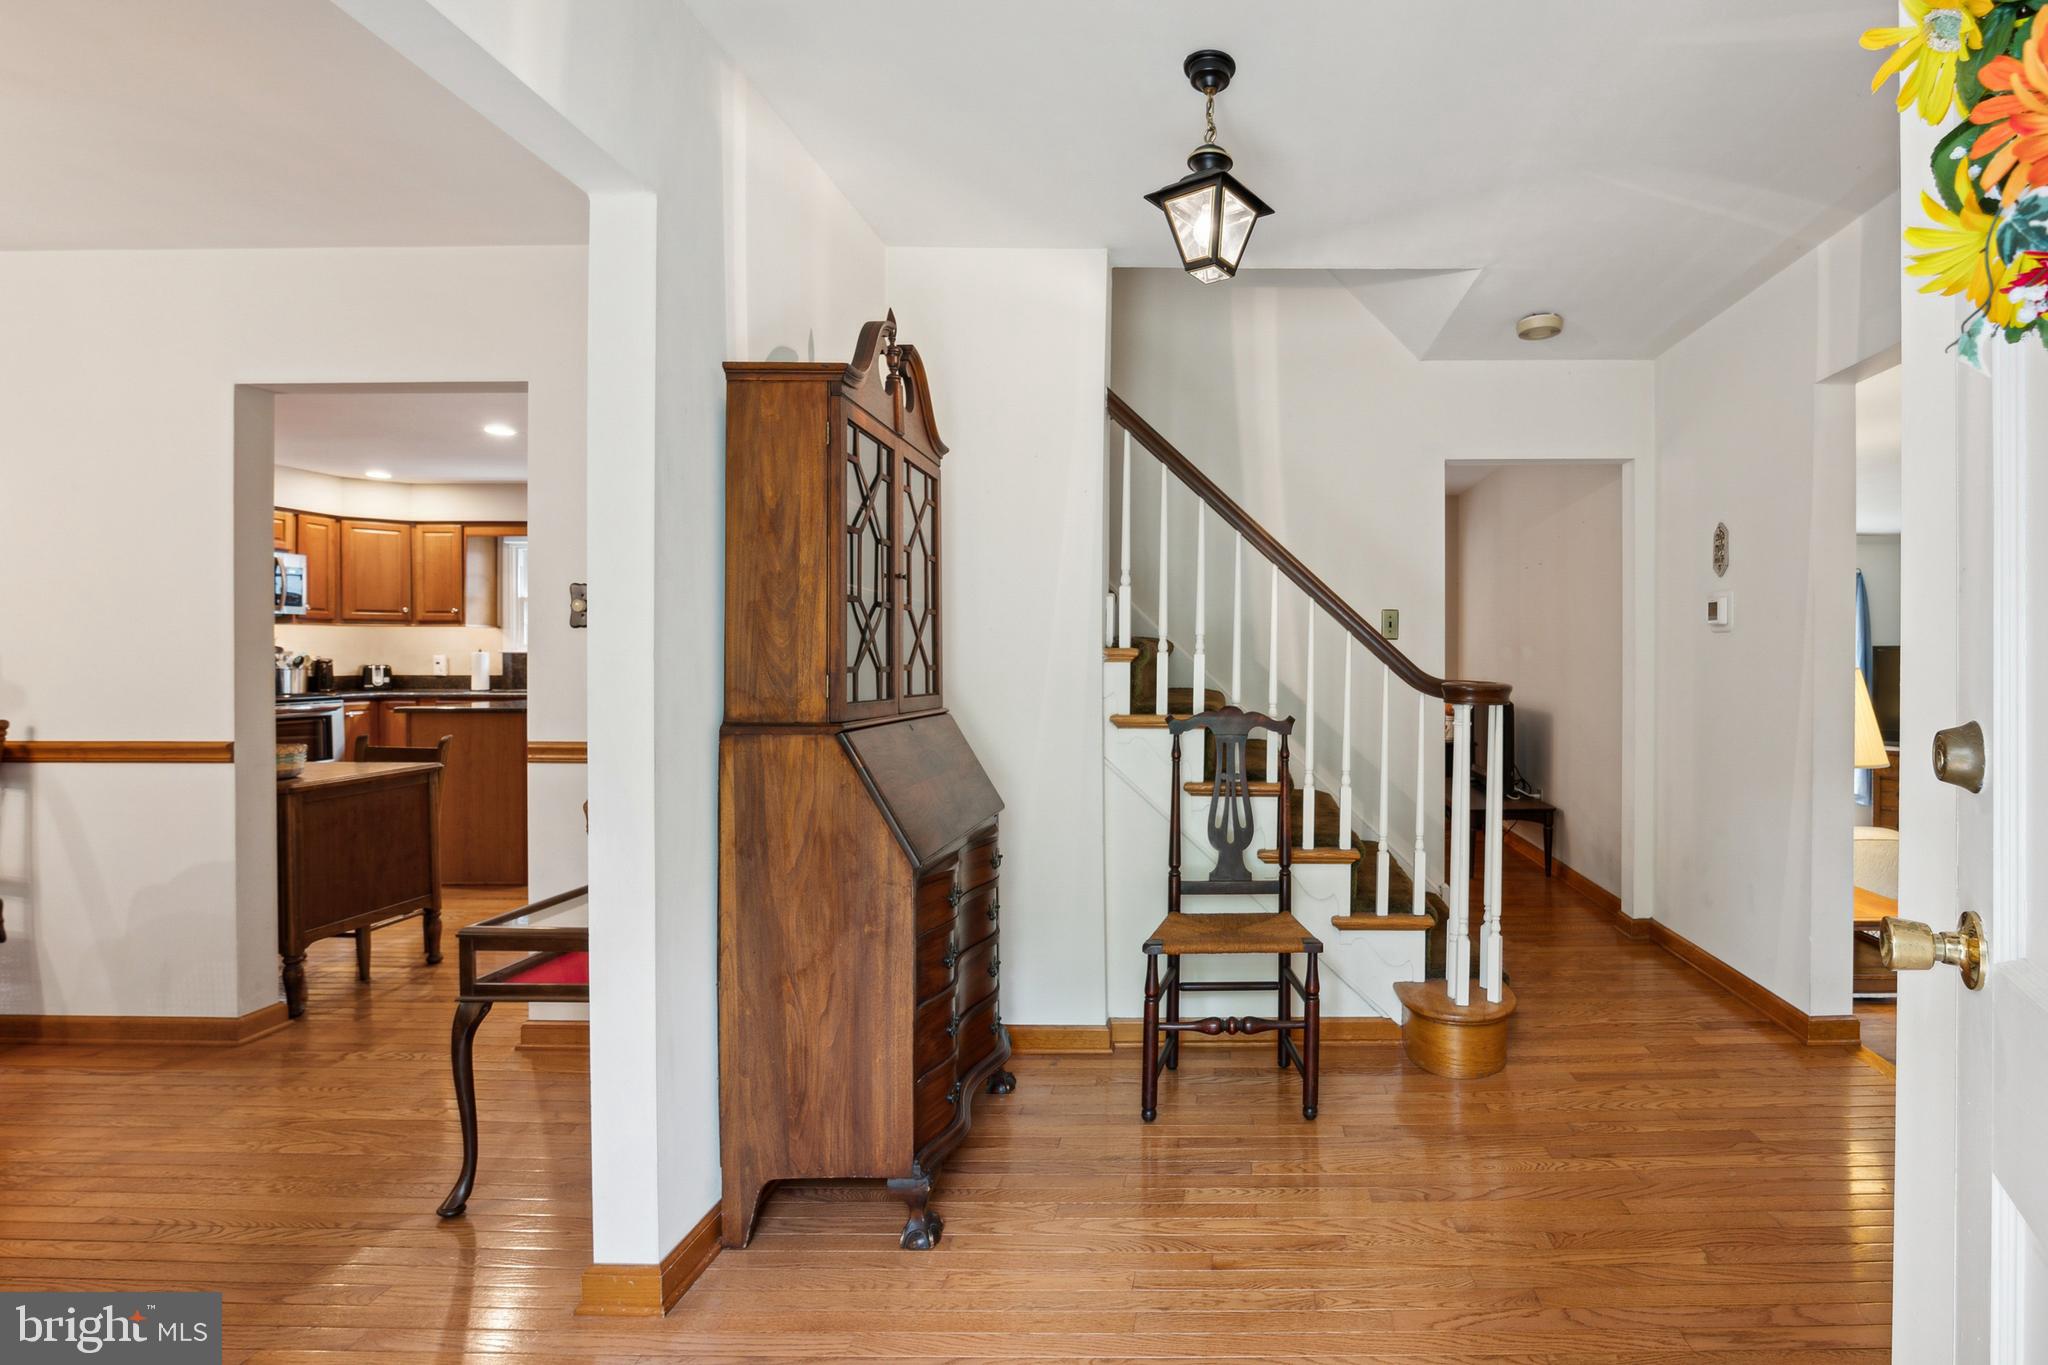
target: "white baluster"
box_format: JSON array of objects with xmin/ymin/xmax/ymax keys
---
[
  {"xmin": 1482, "ymin": 702, "xmax": 1506, "ymax": 1002},
  {"xmin": 1338, "ymin": 645, "xmax": 1353, "ymax": 851},
  {"xmin": 1104, "ymin": 591, "xmax": 1115, "ymax": 646},
  {"xmin": 1191, "ymin": 509, "xmax": 1207, "ymax": 716},
  {"xmin": 1155, "ymin": 464, "xmax": 1169, "ymax": 716},
  {"xmin": 1448, "ymin": 703, "xmax": 1473, "ymax": 1006},
  {"xmin": 1230, "ymin": 533, "xmax": 1243, "ymax": 704},
  {"xmin": 1265, "ymin": 564, "xmax": 1279, "ymax": 783},
  {"xmin": 1409, "ymin": 695, "xmax": 1425, "ymax": 916},
  {"xmin": 1412, "ymin": 692, "xmax": 1428, "ymax": 917},
  {"xmin": 1375, "ymin": 667, "xmax": 1391, "ymax": 915},
  {"xmin": 1117, "ymin": 431, "xmax": 1132, "ymax": 649},
  {"xmin": 1302, "ymin": 610, "xmax": 1316, "ymax": 848}
]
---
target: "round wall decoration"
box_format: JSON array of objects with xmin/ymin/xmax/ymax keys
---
[{"xmin": 1713, "ymin": 523, "xmax": 1730, "ymax": 578}]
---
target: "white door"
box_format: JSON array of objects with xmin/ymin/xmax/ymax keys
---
[{"xmin": 1893, "ymin": 336, "xmax": 2048, "ymax": 1360}]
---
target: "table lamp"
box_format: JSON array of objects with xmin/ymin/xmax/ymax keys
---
[{"xmin": 1855, "ymin": 669, "xmax": 1889, "ymax": 772}]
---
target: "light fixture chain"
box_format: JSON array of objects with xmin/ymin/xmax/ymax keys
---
[{"xmin": 1203, "ymin": 92, "xmax": 1216, "ymax": 145}]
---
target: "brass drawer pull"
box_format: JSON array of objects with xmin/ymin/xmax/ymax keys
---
[
  {"xmin": 987, "ymin": 899, "xmax": 1000, "ymax": 923},
  {"xmin": 945, "ymin": 1080, "xmax": 962, "ymax": 1106},
  {"xmin": 988, "ymin": 956, "xmax": 1000, "ymax": 978},
  {"xmin": 990, "ymin": 851, "xmax": 1004, "ymax": 869},
  {"xmin": 943, "ymin": 945, "xmax": 959, "ymax": 969},
  {"xmin": 947, "ymin": 886, "xmax": 963, "ymax": 907},
  {"xmin": 945, "ymin": 1010, "xmax": 961, "ymax": 1038}
]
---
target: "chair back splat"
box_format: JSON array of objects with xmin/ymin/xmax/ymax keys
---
[{"xmin": 1168, "ymin": 706, "xmax": 1293, "ymax": 906}]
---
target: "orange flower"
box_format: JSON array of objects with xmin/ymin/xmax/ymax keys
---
[{"xmin": 1971, "ymin": 19, "xmax": 2048, "ymax": 203}]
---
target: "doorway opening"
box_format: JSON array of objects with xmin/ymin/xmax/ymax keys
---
[
  {"xmin": 1850, "ymin": 364, "xmax": 1902, "ymax": 1065},
  {"xmin": 253, "ymin": 382, "xmax": 533, "ymax": 1018},
  {"xmin": 1444, "ymin": 461, "xmax": 1626, "ymax": 908}
]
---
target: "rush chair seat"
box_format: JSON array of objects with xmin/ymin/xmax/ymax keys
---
[{"xmin": 1141, "ymin": 706, "xmax": 1322, "ymax": 1122}]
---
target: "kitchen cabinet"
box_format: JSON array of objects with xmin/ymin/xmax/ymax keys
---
[
  {"xmin": 297, "ymin": 513, "xmax": 339, "ymax": 622},
  {"xmin": 412, "ymin": 523, "xmax": 465, "ymax": 624},
  {"xmin": 397, "ymin": 705, "xmax": 527, "ymax": 884},
  {"xmin": 273, "ymin": 510, "xmax": 297, "ymax": 552},
  {"xmin": 339, "ymin": 519, "xmax": 412, "ymax": 622},
  {"xmin": 342, "ymin": 700, "xmax": 375, "ymax": 755}
]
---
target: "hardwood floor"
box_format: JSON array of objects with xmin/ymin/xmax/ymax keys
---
[{"xmin": 0, "ymin": 864, "xmax": 1894, "ymax": 1361}]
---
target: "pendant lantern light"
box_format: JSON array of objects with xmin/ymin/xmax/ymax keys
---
[{"xmin": 1144, "ymin": 50, "xmax": 1274, "ymax": 283}]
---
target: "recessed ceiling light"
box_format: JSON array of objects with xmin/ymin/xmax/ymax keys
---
[
  {"xmin": 364, "ymin": 469, "xmax": 394, "ymax": 481},
  {"xmin": 1516, "ymin": 312, "xmax": 1565, "ymax": 341},
  {"xmin": 483, "ymin": 422, "xmax": 518, "ymax": 438}
]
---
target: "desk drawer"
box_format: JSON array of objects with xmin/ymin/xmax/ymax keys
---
[
  {"xmin": 913, "ymin": 990, "xmax": 957, "ymax": 1078},
  {"xmin": 955, "ymin": 930, "xmax": 999, "ymax": 1014},
  {"xmin": 958, "ymin": 832, "xmax": 1001, "ymax": 893},
  {"xmin": 958, "ymin": 993, "xmax": 1001, "ymax": 1073},
  {"xmin": 913, "ymin": 1057, "xmax": 958, "ymax": 1149},
  {"xmin": 915, "ymin": 866, "xmax": 959, "ymax": 937},
  {"xmin": 915, "ymin": 923, "xmax": 958, "ymax": 1003},
  {"xmin": 955, "ymin": 879, "xmax": 999, "ymax": 946}
]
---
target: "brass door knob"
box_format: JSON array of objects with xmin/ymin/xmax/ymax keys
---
[{"xmin": 1879, "ymin": 911, "xmax": 1986, "ymax": 990}]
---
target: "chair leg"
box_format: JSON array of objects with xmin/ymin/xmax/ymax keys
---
[
  {"xmin": 354, "ymin": 928, "xmax": 373, "ymax": 982},
  {"xmin": 1171, "ymin": 957, "xmax": 1187, "ymax": 1072},
  {"xmin": 1141, "ymin": 954, "xmax": 1160, "ymax": 1123},
  {"xmin": 1303, "ymin": 950, "xmax": 1321, "ymax": 1121},
  {"xmin": 1277, "ymin": 952, "xmax": 1291, "ymax": 1069}
]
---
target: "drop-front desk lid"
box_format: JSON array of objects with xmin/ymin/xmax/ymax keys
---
[{"xmin": 840, "ymin": 712, "xmax": 1003, "ymax": 868}]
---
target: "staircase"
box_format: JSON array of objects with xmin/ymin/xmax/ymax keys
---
[{"xmin": 1102, "ymin": 392, "xmax": 1516, "ymax": 1058}]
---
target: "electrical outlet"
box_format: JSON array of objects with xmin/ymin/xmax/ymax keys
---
[{"xmin": 1381, "ymin": 608, "xmax": 1400, "ymax": 640}]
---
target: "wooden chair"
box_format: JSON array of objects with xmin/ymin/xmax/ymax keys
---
[
  {"xmin": 348, "ymin": 733, "xmax": 452, "ymax": 979},
  {"xmin": 1142, "ymin": 706, "xmax": 1323, "ymax": 1122}
]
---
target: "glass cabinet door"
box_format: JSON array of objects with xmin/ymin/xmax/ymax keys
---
[
  {"xmin": 898, "ymin": 449, "xmax": 942, "ymax": 712},
  {"xmin": 838, "ymin": 411, "xmax": 897, "ymax": 717}
]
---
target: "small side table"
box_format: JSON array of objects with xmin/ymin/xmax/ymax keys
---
[{"xmin": 437, "ymin": 887, "xmax": 589, "ymax": 1218}]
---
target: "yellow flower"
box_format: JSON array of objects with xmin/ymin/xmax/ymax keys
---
[
  {"xmin": 1905, "ymin": 162, "xmax": 2017, "ymax": 326},
  {"xmin": 1863, "ymin": 0, "xmax": 1993, "ymax": 123}
]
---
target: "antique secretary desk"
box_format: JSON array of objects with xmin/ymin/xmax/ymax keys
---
[{"xmin": 718, "ymin": 314, "xmax": 1010, "ymax": 1251}]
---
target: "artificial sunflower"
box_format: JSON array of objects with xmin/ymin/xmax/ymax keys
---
[
  {"xmin": 1970, "ymin": 18, "xmax": 2048, "ymax": 202},
  {"xmin": 1906, "ymin": 162, "xmax": 2019, "ymax": 326},
  {"xmin": 1864, "ymin": 0, "xmax": 1994, "ymax": 123}
]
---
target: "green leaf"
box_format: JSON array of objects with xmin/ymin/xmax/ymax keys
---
[
  {"xmin": 1959, "ymin": 6, "xmax": 2018, "ymax": 107},
  {"xmin": 1997, "ymin": 190, "xmax": 2048, "ymax": 260},
  {"xmin": 1959, "ymin": 315, "xmax": 1988, "ymax": 370},
  {"xmin": 1932, "ymin": 117, "xmax": 1988, "ymax": 212}
]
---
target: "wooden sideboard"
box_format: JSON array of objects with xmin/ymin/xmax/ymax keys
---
[{"xmin": 718, "ymin": 315, "xmax": 1010, "ymax": 1251}]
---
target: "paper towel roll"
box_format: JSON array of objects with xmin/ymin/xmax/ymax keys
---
[{"xmin": 470, "ymin": 650, "xmax": 491, "ymax": 691}]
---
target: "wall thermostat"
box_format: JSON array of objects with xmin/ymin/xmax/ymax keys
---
[{"xmin": 1706, "ymin": 593, "xmax": 1733, "ymax": 632}]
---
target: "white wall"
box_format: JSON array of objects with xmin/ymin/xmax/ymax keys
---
[
  {"xmin": 0, "ymin": 244, "xmax": 586, "ymax": 1020},
  {"xmin": 1110, "ymin": 269, "xmax": 1652, "ymax": 891},
  {"xmin": 1449, "ymin": 466, "xmax": 1624, "ymax": 893},
  {"xmin": 1858, "ymin": 533, "xmax": 1902, "ymax": 648},
  {"xmin": 1652, "ymin": 194, "xmax": 1900, "ymax": 1021},
  {"xmin": 885, "ymin": 247, "xmax": 1111, "ymax": 1027},
  {"xmin": 349, "ymin": 0, "xmax": 886, "ymax": 1266},
  {"xmin": 273, "ymin": 466, "xmax": 527, "ymax": 521}
]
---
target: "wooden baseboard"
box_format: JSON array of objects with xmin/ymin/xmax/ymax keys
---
[
  {"xmin": 577, "ymin": 1205, "xmax": 720, "ymax": 1316},
  {"xmin": 526, "ymin": 741, "xmax": 588, "ymax": 763},
  {"xmin": 0, "ymin": 1001, "xmax": 289, "ymax": 1046},
  {"xmin": 1108, "ymin": 1015, "xmax": 1399, "ymax": 1046},
  {"xmin": 516, "ymin": 1019, "xmax": 589, "ymax": 1052},
  {"xmin": 1006, "ymin": 1023, "xmax": 1113, "ymax": 1054},
  {"xmin": 1502, "ymin": 830, "xmax": 1623, "ymax": 917},
  {"xmin": 1636, "ymin": 919, "xmax": 1859, "ymax": 1046},
  {"xmin": 0, "ymin": 740, "xmax": 235, "ymax": 763}
]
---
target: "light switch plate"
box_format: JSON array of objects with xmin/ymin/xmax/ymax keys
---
[
  {"xmin": 1381, "ymin": 608, "xmax": 1400, "ymax": 640},
  {"xmin": 1707, "ymin": 593, "xmax": 1733, "ymax": 632}
]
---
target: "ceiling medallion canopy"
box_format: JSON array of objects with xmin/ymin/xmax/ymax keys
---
[{"xmin": 1144, "ymin": 50, "xmax": 1274, "ymax": 284}]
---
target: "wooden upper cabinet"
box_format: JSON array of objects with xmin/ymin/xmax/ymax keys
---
[
  {"xmin": 296, "ymin": 513, "xmax": 338, "ymax": 622},
  {"xmin": 273, "ymin": 510, "xmax": 297, "ymax": 552},
  {"xmin": 722, "ymin": 312, "xmax": 948, "ymax": 725},
  {"xmin": 338, "ymin": 519, "xmax": 412, "ymax": 622},
  {"xmin": 411, "ymin": 523, "xmax": 465, "ymax": 624}
]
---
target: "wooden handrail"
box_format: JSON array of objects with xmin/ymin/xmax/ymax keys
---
[{"xmin": 1107, "ymin": 390, "xmax": 1511, "ymax": 707}]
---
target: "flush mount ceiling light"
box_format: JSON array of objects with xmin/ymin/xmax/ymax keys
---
[
  {"xmin": 364, "ymin": 469, "xmax": 394, "ymax": 480},
  {"xmin": 482, "ymin": 422, "xmax": 518, "ymax": 438},
  {"xmin": 1516, "ymin": 312, "xmax": 1565, "ymax": 341},
  {"xmin": 1144, "ymin": 50, "xmax": 1274, "ymax": 284}
]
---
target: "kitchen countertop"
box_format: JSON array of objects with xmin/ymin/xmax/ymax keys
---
[{"xmin": 388, "ymin": 700, "xmax": 527, "ymax": 713}]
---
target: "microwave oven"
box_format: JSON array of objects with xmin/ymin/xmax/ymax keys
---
[{"xmin": 274, "ymin": 551, "xmax": 308, "ymax": 615}]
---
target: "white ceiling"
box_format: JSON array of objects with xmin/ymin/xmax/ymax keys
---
[
  {"xmin": 686, "ymin": 0, "xmax": 1898, "ymax": 360},
  {"xmin": 0, "ymin": 0, "xmax": 585, "ymax": 249},
  {"xmin": 273, "ymin": 387, "xmax": 527, "ymax": 484},
  {"xmin": 1856, "ymin": 365, "xmax": 1902, "ymax": 535}
]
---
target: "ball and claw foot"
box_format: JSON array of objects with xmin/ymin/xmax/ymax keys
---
[
  {"xmin": 987, "ymin": 1069, "xmax": 1016, "ymax": 1095},
  {"xmin": 899, "ymin": 1211, "xmax": 943, "ymax": 1250}
]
